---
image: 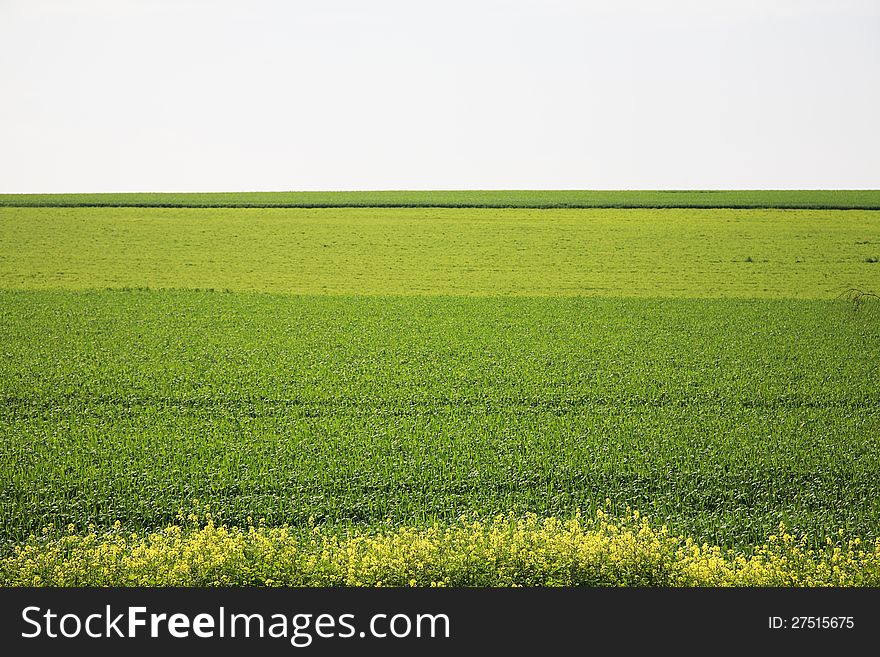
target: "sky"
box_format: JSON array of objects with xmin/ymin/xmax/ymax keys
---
[{"xmin": 0, "ymin": 0, "xmax": 878, "ymax": 192}]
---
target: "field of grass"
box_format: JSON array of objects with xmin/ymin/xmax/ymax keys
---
[
  {"xmin": 1, "ymin": 202, "xmax": 879, "ymax": 585},
  {"xmin": 2, "ymin": 291, "xmax": 879, "ymax": 551},
  {"xmin": 1, "ymin": 207, "xmax": 878, "ymax": 296},
  {"xmin": 1, "ymin": 190, "xmax": 880, "ymax": 209}
]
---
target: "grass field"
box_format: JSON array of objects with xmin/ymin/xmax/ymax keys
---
[
  {"xmin": 1, "ymin": 190, "xmax": 880, "ymax": 209},
  {"xmin": 1, "ymin": 200, "xmax": 879, "ymax": 585},
  {"xmin": 1, "ymin": 207, "xmax": 878, "ymax": 296},
  {"xmin": 2, "ymin": 291, "xmax": 879, "ymax": 550}
]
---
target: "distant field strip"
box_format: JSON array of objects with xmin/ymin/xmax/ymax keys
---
[
  {"xmin": 1, "ymin": 190, "xmax": 879, "ymax": 209},
  {"xmin": 1, "ymin": 207, "xmax": 878, "ymax": 297}
]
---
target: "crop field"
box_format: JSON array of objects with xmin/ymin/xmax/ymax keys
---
[
  {"xmin": 1, "ymin": 196, "xmax": 879, "ymax": 585},
  {"xmin": 1, "ymin": 207, "xmax": 878, "ymax": 297},
  {"xmin": 2, "ymin": 189, "xmax": 880, "ymax": 209}
]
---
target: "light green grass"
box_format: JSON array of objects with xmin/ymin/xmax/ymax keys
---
[
  {"xmin": 1, "ymin": 207, "xmax": 878, "ymax": 297},
  {"xmin": 1, "ymin": 190, "xmax": 879, "ymax": 208}
]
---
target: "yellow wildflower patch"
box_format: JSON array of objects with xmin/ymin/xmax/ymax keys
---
[{"xmin": 2, "ymin": 511, "xmax": 878, "ymax": 587}]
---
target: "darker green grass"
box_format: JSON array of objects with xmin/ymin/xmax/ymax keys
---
[
  {"xmin": 1, "ymin": 291, "xmax": 878, "ymax": 551},
  {"xmin": 2, "ymin": 190, "xmax": 880, "ymax": 209}
]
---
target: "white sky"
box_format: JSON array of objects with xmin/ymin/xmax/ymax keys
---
[{"xmin": 0, "ymin": 0, "xmax": 878, "ymax": 192}]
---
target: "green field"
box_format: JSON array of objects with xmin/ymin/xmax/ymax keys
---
[
  {"xmin": 1, "ymin": 189, "xmax": 880, "ymax": 209},
  {"xmin": 2, "ymin": 291, "xmax": 879, "ymax": 551},
  {"xmin": 1, "ymin": 202, "xmax": 879, "ymax": 584},
  {"xmin": 1, "ymin": 207, "xmax": 878, "ymax": 296}
]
